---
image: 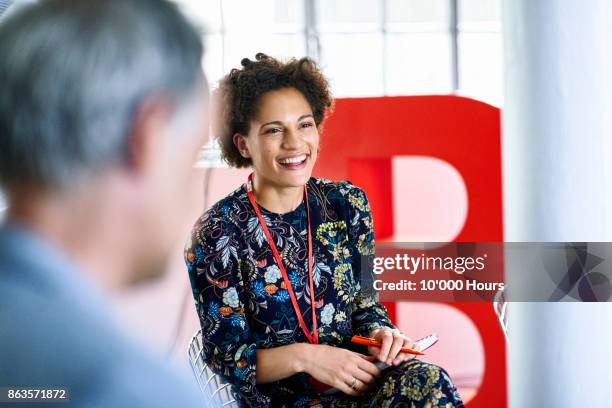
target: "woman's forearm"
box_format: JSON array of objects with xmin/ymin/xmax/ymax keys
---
[{"xmin": 256, "ymin": 343, "xmax": 313, "ymax": 384}]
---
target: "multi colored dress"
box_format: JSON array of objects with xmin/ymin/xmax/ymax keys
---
[{"xmin": 185, "ymin": 177, "xmax": 464, "ymax": 408}]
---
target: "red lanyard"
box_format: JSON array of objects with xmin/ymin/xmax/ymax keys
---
[{"xmin": 246, "ymin": 173, "xmax": 318, "ymax": 345}]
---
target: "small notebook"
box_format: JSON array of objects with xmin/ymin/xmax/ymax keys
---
[
  {"xmin": 415, "ymin": 333, "xmax": 439, "ymax": 352},
  {"xmin": 374, "ymin": 333, "xmax": 439, "ymax": 371}
]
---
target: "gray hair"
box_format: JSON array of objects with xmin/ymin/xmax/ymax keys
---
[
  {"xmin": 0, "ymin": 0, "xmax": 205, "ymax": 190},
  {"xmin": 0, "ymin": 1, "xmax": 38, "ymax": 21},
  {"xmin": 0, "ymin": 1, "xmax": 12, "ymax": 17}
]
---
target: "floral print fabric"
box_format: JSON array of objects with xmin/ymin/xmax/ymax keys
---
[{"xmin": 185, "ymin": 178, "xmax": 463, "ymax": 408}]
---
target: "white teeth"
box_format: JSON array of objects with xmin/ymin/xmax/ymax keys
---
[{"xmin": 278, "ymin": 154, "xmax": 307, "ymax": 164}]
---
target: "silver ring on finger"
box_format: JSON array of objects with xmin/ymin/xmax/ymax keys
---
[{"xmin": 350, "ymin": 377, "xmax": 358, "ymax": 390}]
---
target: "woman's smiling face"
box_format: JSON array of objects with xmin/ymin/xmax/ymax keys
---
[{"xmin": 235, "ymin": 87, "xmax": 319, "ymax": 188}]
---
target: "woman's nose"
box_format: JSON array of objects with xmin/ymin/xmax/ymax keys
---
[{"xmin": 281, "ymin": 127, "xmax": 302, "ymax": 150}]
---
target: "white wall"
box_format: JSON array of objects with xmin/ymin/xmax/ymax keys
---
[{"xmin": 502, "ymin": 1, "xmax": 612, "ymax": 406}]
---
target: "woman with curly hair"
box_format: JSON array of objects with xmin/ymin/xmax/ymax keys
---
[{"xmin": 185, "ymin": 53, "xmax": 463, "ymax": 408}]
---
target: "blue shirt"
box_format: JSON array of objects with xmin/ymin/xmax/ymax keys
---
[{"xmin": 0, "ymin": 222, "xmax": 211, "ymax": 408}]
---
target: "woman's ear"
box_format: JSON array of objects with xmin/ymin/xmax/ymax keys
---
[{"xmin": 233, "ymin": 133, "xmax": 250, "ymax": 158}]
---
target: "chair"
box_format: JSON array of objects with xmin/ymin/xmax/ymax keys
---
[
  {"xmin": 187, "ymin": 328, "xmax": 239, "ymax": 408},
  {"xmin": 493, "ymin": 288, "xmax": 508, "ymax": 341}
]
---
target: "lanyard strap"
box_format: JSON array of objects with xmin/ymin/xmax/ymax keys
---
[{"xmin": 246, "ymin": 173, "xmax": 318, "ymax": 344}]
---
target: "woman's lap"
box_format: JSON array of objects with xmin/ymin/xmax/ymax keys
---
[{"xmin": 290, "ymin": 360, "xmax": 464, "ymax": 408}]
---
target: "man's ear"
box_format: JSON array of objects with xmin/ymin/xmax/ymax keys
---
[
  {"xmin": 233, "ymin": 133, "xmax": 250, "ymax": 158},
  {"xmin": 127, "ymin": 96, "xmax": 171, "ymax": 174}
]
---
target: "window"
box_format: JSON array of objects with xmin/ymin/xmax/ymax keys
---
[
  {"xmin": 458, "ymin": 0, "xmax": 503, "ymax": 106},
  {"xmin": 172, "ymin": 0, "xmax": 503, "ymax": 165}
]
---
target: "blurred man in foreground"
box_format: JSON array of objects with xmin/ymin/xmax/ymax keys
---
[{"xmin": 0, "ymin": 0, "xmax": 211, "ymax": 406}]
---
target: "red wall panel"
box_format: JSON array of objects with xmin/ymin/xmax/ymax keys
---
[{"xmin": 314, "ymin": 95, "xmax": 506, "ymax": 407}]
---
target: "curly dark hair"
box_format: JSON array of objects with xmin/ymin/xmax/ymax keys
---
[{"xmin": 212, "ymin": 53, "xmax": 334, "ymax": 168}]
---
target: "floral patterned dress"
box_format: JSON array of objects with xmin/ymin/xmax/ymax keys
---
[{"xmin": 185, "ymin": 178, "xmax": 464, "ymax": 408}]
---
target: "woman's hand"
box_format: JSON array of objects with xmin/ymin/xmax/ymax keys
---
[
  {"xmin": 301, "ymin": 344, "xmax": 382, "ymax": 396},
  {"xmin": 368, "ymin": 327, "xmax": 417, "ymax": 366}
]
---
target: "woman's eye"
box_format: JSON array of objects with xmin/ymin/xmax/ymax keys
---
[{"xmin": 300, "ymin": 122, "xmax": 313, "ymax": 129}]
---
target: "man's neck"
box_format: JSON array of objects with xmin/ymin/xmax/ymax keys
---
[{"xmin": 7, "ymin": 185, "xmax": 132, "ymax": 292}]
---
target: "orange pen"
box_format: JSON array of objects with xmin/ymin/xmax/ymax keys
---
[{"xmin": 351, "ymin": 335, "xmax": 425, "ymax": 356}]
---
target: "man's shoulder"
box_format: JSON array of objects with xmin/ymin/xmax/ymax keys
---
[
  {"xmin": 0, "ymin": 285, "xmax": 204, "ymax": 407},
  {"xmin": 0, "ymin": 265, "xmax": 123, "ymax": 377},
  {"xmin": 0, "ymin": 229, "xmax": 205, "ymax": 407}
]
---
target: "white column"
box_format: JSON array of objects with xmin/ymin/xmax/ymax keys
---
[{"xmin": 502, "ymin": 0, "xmax": 612, "ymax": 407}]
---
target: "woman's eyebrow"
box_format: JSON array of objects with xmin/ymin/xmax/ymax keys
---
[
  {"xmin": 260, "ymin": 114, "xmax": 314, "ymax": 128},
  {"xmin": 261, "ymin": 120, "xmax": 283, "ymax": 127}
]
